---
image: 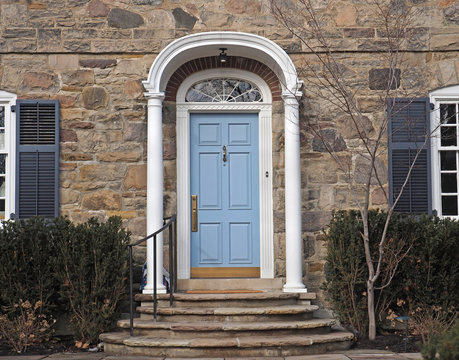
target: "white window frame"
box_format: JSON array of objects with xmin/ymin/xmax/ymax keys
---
[
  {"xmin": 430, "ymin": 84, "xmax": 459, "ymax": 218},
  {"xmin": 0, "ymin": 90, "xmax": 17, "ymax": 221}
]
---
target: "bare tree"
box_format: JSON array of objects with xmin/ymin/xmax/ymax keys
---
[{"xmin": 270, "ymin": 0, "xmax": 429, "ymax": 340}]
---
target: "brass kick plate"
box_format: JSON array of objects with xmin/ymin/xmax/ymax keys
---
[{"xmin": 191, "ymin": 195, "xmax": 198, "ymax": 232}]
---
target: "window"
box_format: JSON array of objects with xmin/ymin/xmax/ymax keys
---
[
  {"xmin": 185, "ymin": 78, "xmax": 263, "ymax": 102},
  {"xmin": 431, "ymin": 85, "xmax": 459, "ymax": 218},
  {"xmin": 0, "ymin": 91, "xmax": 59, "ymax": 220},
  {"xmin": 0, "ymin": 91, "xmax": 17, "ymax": 220}
]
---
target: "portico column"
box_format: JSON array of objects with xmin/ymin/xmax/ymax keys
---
[
  {"xmin": 282, "ymin": 92, "xmax": 307, "ymax": 293},
  {"xmin": 144, "ymin": 92, "xmax": 167, "ymax": 294}
]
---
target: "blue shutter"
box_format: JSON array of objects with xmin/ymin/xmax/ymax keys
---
[
  {"xmin": 16, "ymin": 100, "xmax": 59, "ymax": 219},
  {"xmin": 388, "ymin": 98, "xmax": 430, "ymax": 214}
]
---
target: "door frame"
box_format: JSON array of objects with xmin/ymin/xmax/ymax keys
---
[{"xmin": 176, "ymin": 69, "xmax": 274, "ymax": 279}]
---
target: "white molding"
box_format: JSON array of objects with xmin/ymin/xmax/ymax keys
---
[
  {"xmin": 0, "ymin": 90, "xmax": 17, "ymax": 221},
  {"xmin": 143, "ymin": 32, "xmax": 302, "ymax": 96},
  {"xmin": 176, "ymin": 70, "xmax": 274, "ymax": 279},
  {"xmin": 430, "ymin": 85, "xmax": 459, "ymax": 218}
]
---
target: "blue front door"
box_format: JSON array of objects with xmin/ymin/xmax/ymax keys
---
[{"xmin": 190, "ymin": 113, "xmax": 260, "ymax": 277}]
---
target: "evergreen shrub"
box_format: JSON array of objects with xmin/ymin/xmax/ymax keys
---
[
  {"xmin": 422, "ymin": 321, "xmax": 459, "ymax": 360},
  {"xmin": 0, "ymin": 216, "xmax": 130, "ymax": 349},
  {"xmin": 323, "ymin": 210, "xmax": 459, "ymax": 338}
]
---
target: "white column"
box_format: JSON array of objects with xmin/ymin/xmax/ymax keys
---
[
  {"xmin": 143, "ymin": 92, "xmax": 167, "ymax": 294},
  {"xmin": 282, "ymin": 92, "xmax": 307, "ymax": 293}
]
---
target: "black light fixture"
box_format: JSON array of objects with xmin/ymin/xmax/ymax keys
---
[{"xmin": 219, "ymin": 48, "xmax": 228, "ymax": 63}]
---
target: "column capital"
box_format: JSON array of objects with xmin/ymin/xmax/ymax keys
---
[{"xmin": 144, "ymin": 91, "xmax": 165, "ymax": 102}]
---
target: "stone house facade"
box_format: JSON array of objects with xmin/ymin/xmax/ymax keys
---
[{"xmin": 0, "ymin": 0, "xmax": 458, "ymax": 295}]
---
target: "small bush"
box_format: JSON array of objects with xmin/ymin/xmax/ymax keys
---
[
  {"xmin": 0, "ymin": 299, "xmax": 54, "ymax": 353},
  {"xmin": 422, "ymin": 321, "xmax": 459, "ymax": 360},
  {"xmin": 54, "ymin": 217, "xmax": 130, "ymax": 345}
]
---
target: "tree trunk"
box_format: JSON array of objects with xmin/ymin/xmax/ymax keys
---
[{"xmin": 367, "ymin": 280, "xmax": 376, "ymax": 340}]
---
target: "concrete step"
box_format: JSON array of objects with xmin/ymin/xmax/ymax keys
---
[
  {"xmin": 100, "ymin": 331, "xmax": 354, "ymax": 358},
  {"xmin": 117, "ymin": 318, "xmax": 336, "ymax": 337},
  {"xmin": 136, "ymin": 291, "xmax": 315, "ymax": 308},
  {"xmin": 137, "ymin": 304, "xmax": 319, "ymax": 322}
]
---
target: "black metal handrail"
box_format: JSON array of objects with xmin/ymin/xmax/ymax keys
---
[{"xmin": 128, "ymin": 214, "xmax": 177, "ymax": 337}]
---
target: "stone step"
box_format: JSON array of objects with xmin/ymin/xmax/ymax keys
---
[
  {"xmin": 136, "ymin": 291, "xmax": 315, "ymax": 308},
  {"xmin": 177, "ymin": 278, "xmax": 284, "ymax": 291},
  {"xmin": 117, "ymin": 318, "xmax": 335, "ymax": 337},
  {"xmin": 101, "ymin": 331, "xmax": 354, "ymax": 358},
  {"xmin": 137, "ymin": 304, "xmax": 318, "ymax": 322}
]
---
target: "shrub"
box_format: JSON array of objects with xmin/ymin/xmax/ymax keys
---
[
  {"xmin": 54, "ymin": 217, "xmax": 130, "ymax": 345},
  {"xmin": 422, "ymin": 321, "xmax": 459, "ymax": 360},
  {"xmin": 0, "ymin": 218, "xmax": 60, "ymax": 317},
  {"xmin": 323, "ymin": 210, "xmax": 458, "ymax": 338},
  {"xmin": 0, "ymin": 300, "xmax": 54, "ymax": 354}
]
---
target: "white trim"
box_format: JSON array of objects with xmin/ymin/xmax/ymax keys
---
[
  {"xmin": 430, "ymin": 85, "xmax": 459, "ymax": 218},
  {"xmin": 143, "ymin": 32, "xmax": 302, "ymax": 96},
  {"xmin": 176, "ymin": 69, "xmax": 274, "ymax": 279},
  {"xmin": 0, "ymin": 90, "xmax": 17, "ymax": 221}
]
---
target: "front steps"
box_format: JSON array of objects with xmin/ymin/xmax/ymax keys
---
[{"xmin": 101, "ymin": 291, "xmax": 354, "ymax": 357}]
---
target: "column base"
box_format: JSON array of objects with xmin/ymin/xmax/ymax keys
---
[{"xmin": 283, "ymin": 283, "xmax": 307, "ymax": 293}]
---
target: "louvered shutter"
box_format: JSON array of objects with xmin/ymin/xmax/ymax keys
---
[
  {"xmin": 388, "ymin": 98, "xmax": 431, "ymax": 214},
  {"xmin": 16, "ymin": 100, "xmax": 59, "ymax": 219}
]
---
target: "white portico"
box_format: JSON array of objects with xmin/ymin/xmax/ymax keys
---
[{"xmin": 142, "ymin": 31, "xmax": 306, "ymax": 294}]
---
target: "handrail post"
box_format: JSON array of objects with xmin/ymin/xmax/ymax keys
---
[
  {"xmin": 129, "ymin": 246, "xmax": 134, "ymax": 337},
  {"xmin": 153, "ymin": 234, "xmax": 157, "ymax": 322},
  {"xmin": 169, "ymin": 225, "xmax": 173, "ymax": 307},
  {"xmin": 173, "ymin": 219, "xmax": 177, "ymax": 293}
]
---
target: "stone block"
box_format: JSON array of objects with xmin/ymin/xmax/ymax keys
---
[
  {"xmin": 80, "ymin": 164, "xmax": 125, "ymax": 181},
  {"xmin": 133, "ymin": 0, "xmax": 163, "ymax": 4},
  {"xmin": 60, "ymin": 129, "xmax": 78, "ymax": 142},
  {"xmin": 88, "ymin": 0, "xmax": 110, "ymax": 17},
  {"xmin": 97, "ymin": 152, "xmax": 141, "ymax": 162},
  {"xmin": 68, "ymin": 121, "xmax": 95, "ymax": 129},
  {"xmin": 108, "ymin": 8, "xmax": 144, "ymax": 29},
  {"xmin": 302, "ymin": 211, "xmax": 332, "ymax": 232},
  {"xmin": 124, "ymin": 80, "xmax": 143, "ymax": 99},
  {"xmin": 79, "ymin": 59, "xmax": 117, "ymax": 68},
  {"xmin": 0, "ymin": 4, "xmax": 28, "ymax": 27},
  {"xmin": 369, "ymin": 68, "xmax": 401, "ymax": 90},
  {"xmin": 172, "ymin": 8, "xmax": 197, "ymax": 29},
  {"xmin": 62, "ymin": 153, "xmax": 93, "ymax": 161},
  {"xmin": 123, "ymin": 165, "xmax": 147, "ymax": 190},
  {"xmin": 225, "ymin": 0, "xmax": 261, "ymax": 15},
  {"xmin": 60, "ymin": 189, "xmax": 79, "ymax": 204},
  {"xmin": 343, "ymin": 28, "xmax": 375, "ymax": 38},
  {"xmin": 62, "ymin": 70, "xmax": 94, "ymax": 87},
  {"xmin": 106, "ymin": 210, "xmax": 137, "ymax": 219},
  {"xmin": 21, "ymin": 72, "xmax": 55, "ymax": 90},
  {"xmin": 127, "ymin": 217, "xmax": 146, "ymax": 237},
  {"xmin": 145, "ymin": 10, "xmax": 175, "ymax": 28},
  {"xmin": 335, "ymin": 5, "xmax": 357, "ymax": 26},
  {"xmin": 3, "ymin": 28, "xmax": 36, "ymax": 39},
  {"xmin": 443, "ymin": 2, "xmax": 459, "ymax": 24},
  {"xmin": 312, "ymin": 129, "xmax": 347, "ymax": 152},
  {"xmin": 55, "ymin": 94, "xmax": 78, "ymax": 109},
  {"xmin": 38, "ymin": 29, "xmax": 62, "ymax": 52},
  {"xmin": 49, "ymin": 55, "xmax": 79, "ymax": 70},
  {"xmin": 82, "ymin": 86, "xmax": 109, "ymax": 109},
  {"xmin": 82, "ymin": 190, "xmax": 122, "ymax": 210},
  {"xmin": 124, "ymin": 122, "xmax": 146, "ymax": 142}
]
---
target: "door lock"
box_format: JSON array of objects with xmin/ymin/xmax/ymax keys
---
[{"xmin": 191, "ymin": 195, "xmax": 198, "ymax": 232}]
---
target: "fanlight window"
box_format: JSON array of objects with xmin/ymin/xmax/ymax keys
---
[{"xmin": 185, "ymin": 78, "xmax": 263, "ymax": 102}]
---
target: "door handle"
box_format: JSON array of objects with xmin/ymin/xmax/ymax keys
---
[
  {"xmin": 191, "ymin": 195, "xmax": 198, "ymax": 232},
  {"xmin": 223, "ymin": 145, "xmax": 227, "ymax": 163}
]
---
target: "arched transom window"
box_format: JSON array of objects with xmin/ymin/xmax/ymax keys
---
[{"xmin": 185, "ymin": 78, "xmax": 263, "ymax": 103}]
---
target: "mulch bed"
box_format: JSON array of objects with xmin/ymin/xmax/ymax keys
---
[{"xmin": 353, "ymin": 331, "xmax": 422, "ymax": 353}]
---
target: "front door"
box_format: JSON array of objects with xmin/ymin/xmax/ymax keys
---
[{"xmin": 190, "ymin": 113, "xmax": 260, "ymax": 278}]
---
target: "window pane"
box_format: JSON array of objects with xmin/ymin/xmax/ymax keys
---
[
  {"xmin": 442, "ymin": 195, "xmax": 458, "ymax": 215},
  {"xmin": 0, "ymin": 106, "xmax": 4, "ymax": 128},
  {"xmin": 441, "ymin": 126, "xmax": 457, "ymax": 146},
  {"xmin": 440, "ymin": 104, "xmax": 457, "ymax": 124},
  {"xmin": 0, "ymin": 199, "xmax": 4, "ymax": 220},
  {"xmin": 0, "ymin": 177, "xmax": 5, "ymax": 197},
  {"xmin": 441, "ymin": 173, "xmax": 457, "ymax": 193},
  {"xmin": 0, "ymin": 154, "xmax": 5, "ymax": 174},
  {"xmin": 0, "ymin": 129, "xmax": 4, "ymax": 150},
  {"xmin": 186, "ymin": 78, "xmax": 262, "ymax": 102},
  {"xmin": 440, "ymin": 151, "xmax": 456, "ymax": 170}
]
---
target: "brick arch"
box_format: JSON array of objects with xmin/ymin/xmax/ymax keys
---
[{"xmin": 164, "ymin": 56, "xmax": 282, "ymax": 102}]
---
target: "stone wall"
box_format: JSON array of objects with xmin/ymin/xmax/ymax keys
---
[{"xmin": 0, "ymin": 0, "xmax": 458, "ymax": 293}]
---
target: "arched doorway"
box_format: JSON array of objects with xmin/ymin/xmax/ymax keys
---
[{"xmin": 143, "ymin": 32, "xmax": 306, "ymax": 293}]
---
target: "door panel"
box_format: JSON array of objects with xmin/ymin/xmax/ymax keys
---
[{"xmin": 190, "ymin": 113, "xmax": 259, "ymax": 273}]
